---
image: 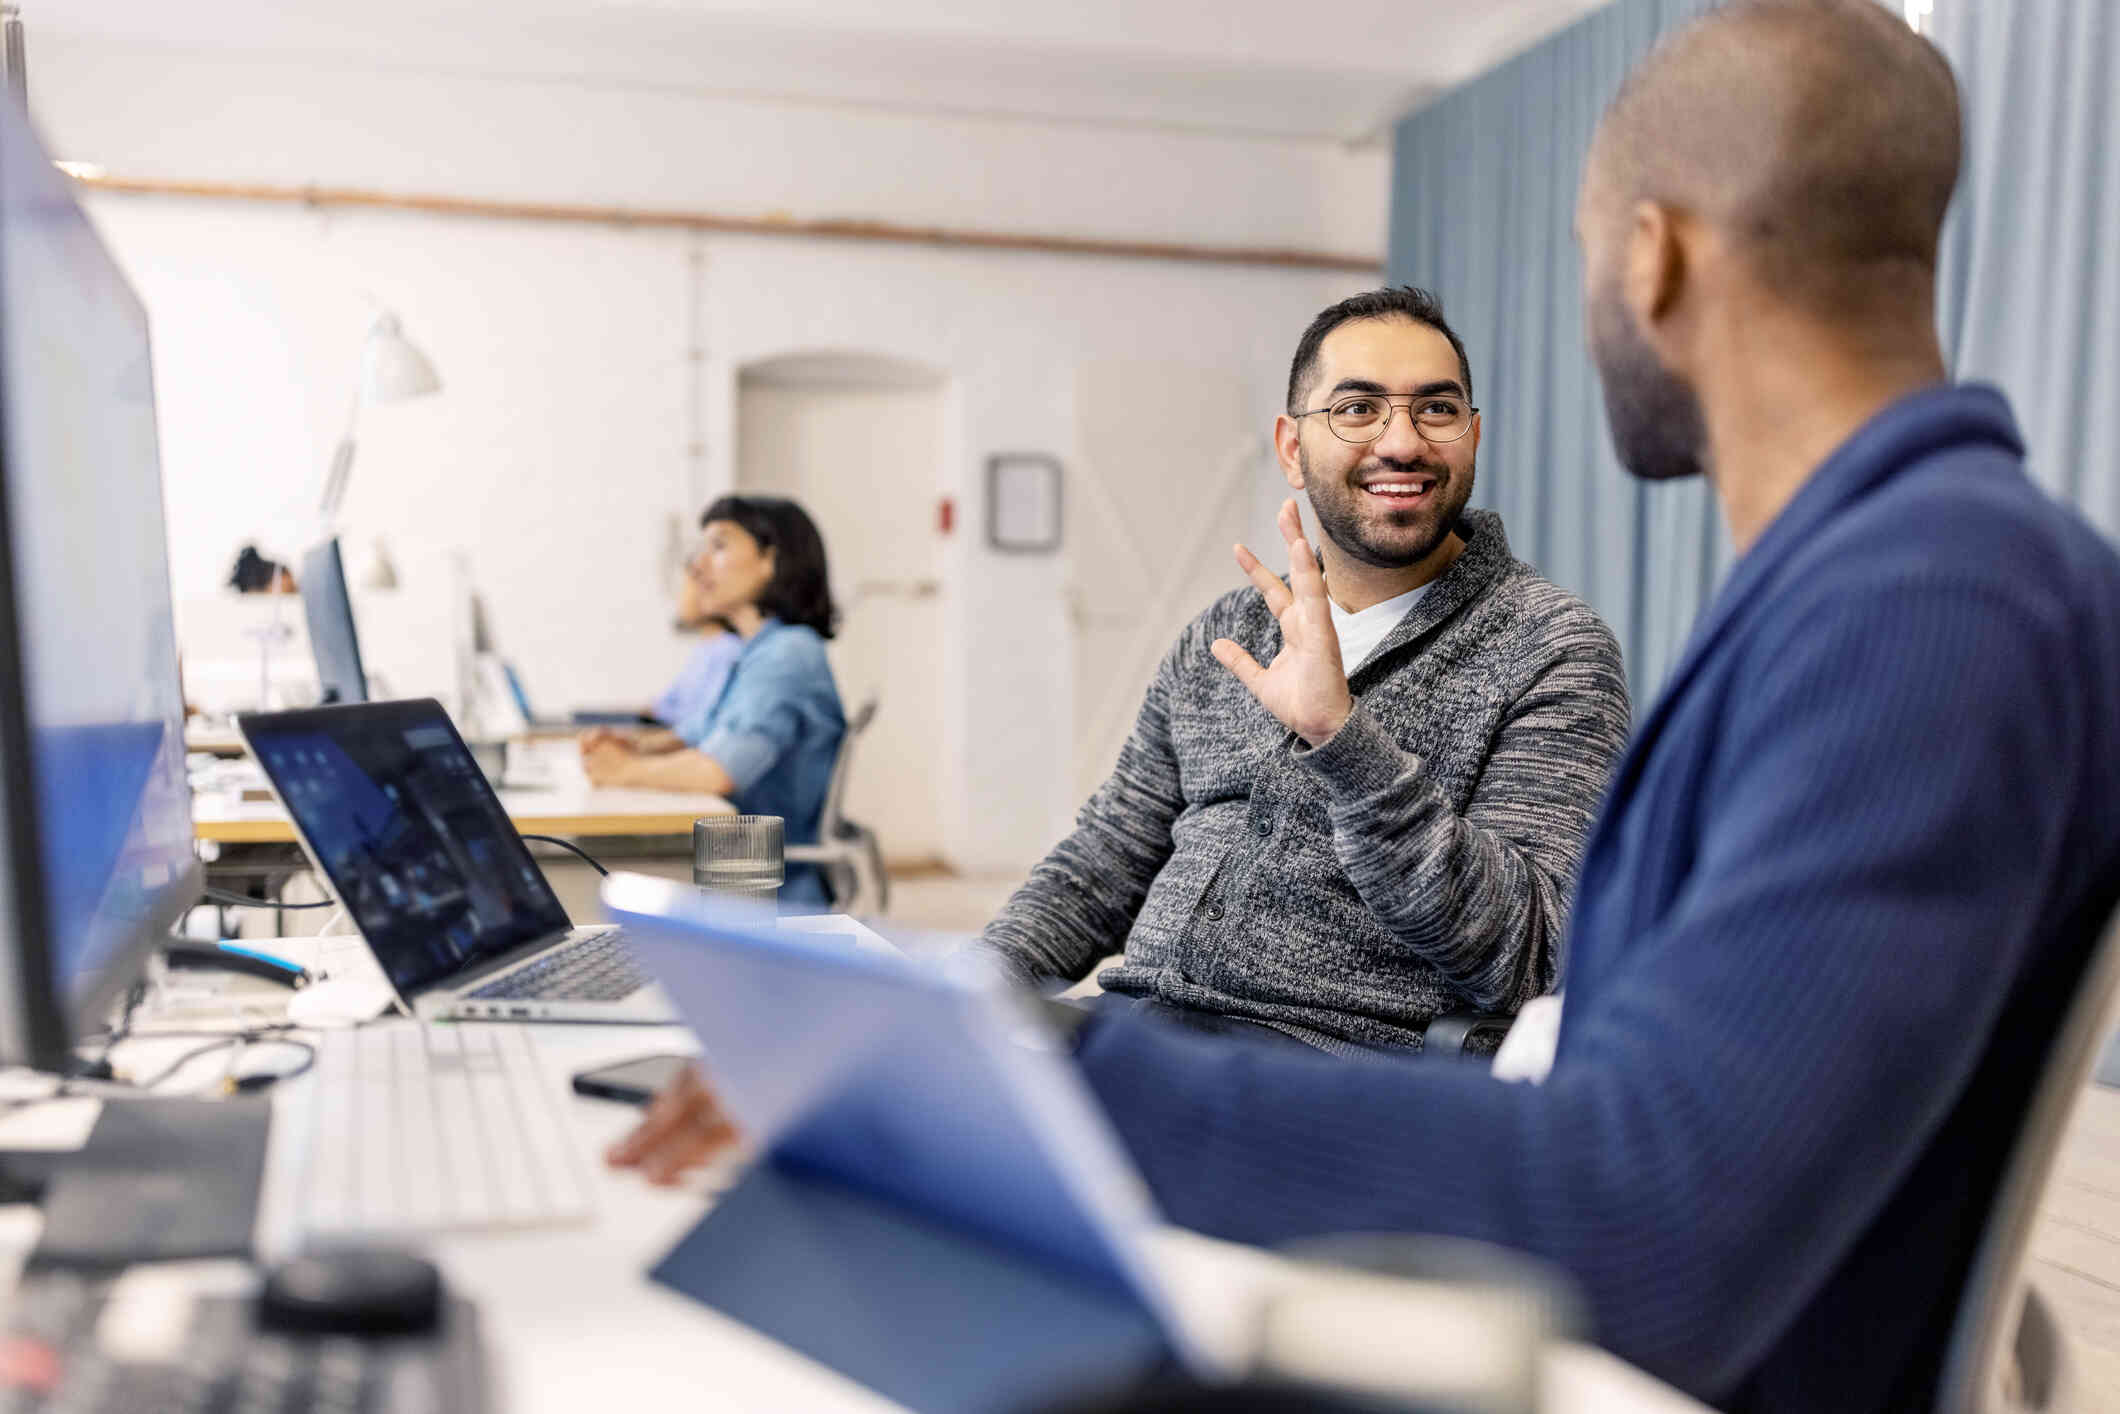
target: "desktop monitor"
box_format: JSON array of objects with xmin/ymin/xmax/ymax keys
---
[
  {"xmin": 0, "ymin": 101, "xmax": 202, "ymax": 1070},
  {"xmin": 300, "ymin": 537, "xmax": 369, "ymax": 704}
]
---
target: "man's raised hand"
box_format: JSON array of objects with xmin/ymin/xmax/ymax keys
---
[{"xmin": 1209, "ymin": 498, "xmax": 1352, "ymax": 747}]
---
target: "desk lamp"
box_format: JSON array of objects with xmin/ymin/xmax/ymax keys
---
[{"xmin": 316, "ymin": 312, "xmax": 441, "ymax": 526}]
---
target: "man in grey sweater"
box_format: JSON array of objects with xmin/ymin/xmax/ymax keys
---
[{"xmin": 978, "ymin": 287, "xmax": 1630, "ymax": 1052}]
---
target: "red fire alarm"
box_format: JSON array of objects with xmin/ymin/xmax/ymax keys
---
[{"xmin": 937, "ymin": 496, "xmax": 955, "ymax": 536}]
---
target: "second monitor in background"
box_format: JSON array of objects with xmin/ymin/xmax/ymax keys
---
[{"xmin": 301, "ymin": 538, "xmax": 368, "ymax": 705}]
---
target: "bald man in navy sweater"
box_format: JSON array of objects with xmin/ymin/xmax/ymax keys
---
[
  {"xmin": 611, "ymin": 4, "xmax": 2120, "ymax": 1408},
  {"xmin": 1064, "ymin": 4, "xmax": 2120, "ymax": 1410}
]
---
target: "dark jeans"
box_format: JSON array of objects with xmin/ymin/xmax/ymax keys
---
[{"xmin": 1086, "ymin": 992, "xmax": 1325, "ymax": 1053}]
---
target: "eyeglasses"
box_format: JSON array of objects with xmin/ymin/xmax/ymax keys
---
[{"xmin": 1293, "ymin": 391, "xmax": 1478, "ymax": 445}]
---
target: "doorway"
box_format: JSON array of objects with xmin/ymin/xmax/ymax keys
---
[{"xmin": 735, "ymin": 352, "xmax": 947, "ymax": 869}]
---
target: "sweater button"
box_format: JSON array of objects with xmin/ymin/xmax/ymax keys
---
[
  {"xmin": 1204, "ymin": 903, "xmax": 1225, "ymax": 921},
  {"xmin": 1254, "ymin": 817, "xmax": 1273, "ymax": 836}
]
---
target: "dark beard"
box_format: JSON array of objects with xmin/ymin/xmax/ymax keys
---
[
  {"xmin": 1301, "ymin": 446, "xmax": 1473, "ymax": 569},
  {"xmin": 1589, "ymin": 279, "xmax": 1709, "ymax": 481}
]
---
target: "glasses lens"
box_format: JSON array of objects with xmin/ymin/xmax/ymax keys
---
[
  {"xmin": 1327, "ymin": 396, "xmax": 1389, "ymax": 442},
  {"xmin": 1414, "ymin": 396, "xmax": 1470, "ymax": 440},
  {"xmin": 1325, "ymin": 394, "xmax": 1472, "ymax": 443}
]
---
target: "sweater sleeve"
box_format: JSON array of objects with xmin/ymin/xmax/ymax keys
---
[
  {"xmin": 1291, "ymin": 615, "xmax": 1630, "ymax": 1011},
  {"xmin": 1074, "ymin": 577, "xmax": 2077, "ymax": 1401},
  {"xmin": 976, "ymin": 635, "xmax": 1191, "ymax": 985}
]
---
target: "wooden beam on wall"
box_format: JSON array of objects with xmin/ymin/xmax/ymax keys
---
[{"xmin": 70, "ymin": 173, "xmax": 1384, "ymax": 275}]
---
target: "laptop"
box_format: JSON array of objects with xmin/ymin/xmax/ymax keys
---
[
  {"xmin": 599, "ymin": 871, "xmax": 1224, "ymax": 1405},
  {"xmin": 478, "ymin": 654, "xmax": 656, "ymax": 733},
  {"xmin": 236, "ymin": 698, "xmax": 673, "ymax": 1023}
]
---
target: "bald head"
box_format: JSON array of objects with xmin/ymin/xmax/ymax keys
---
[{"xmin": 1586, "ymin": 0, "xmax": 1960, "ymax": 319}]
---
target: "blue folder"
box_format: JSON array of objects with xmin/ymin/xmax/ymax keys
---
[
  {"xmin": 603, "ymin": 876, "xmax": 1214, "ymax": 1413},
  {"xmin": 652, "ymin": 1160, "xmax": 1170, "ymax": 1413}
]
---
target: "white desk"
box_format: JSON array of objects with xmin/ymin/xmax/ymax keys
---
[
  {"xmin": 192, "ymin": 783, "xmax": 734, "ymax": 846},
  {"xmin": 4, "ymin": 939, "xmax": 1711, "ymax": 1414},
  {"xmin": 191, "ymin": 736, "xmax": 735, "ymax": 846}
]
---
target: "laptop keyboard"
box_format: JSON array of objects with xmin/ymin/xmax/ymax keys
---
[
  {"xmin": 465, "ymin": 929, "xmax": 647, "ymax": 1002},
  {"xmin": 295, "ymin": 1021, "xmax": 595, "ymax": 1238}
]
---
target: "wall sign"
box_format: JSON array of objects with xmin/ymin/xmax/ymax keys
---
[{"xmin": 985, "ymin": 453, "xmax": 1063, "ymax": 554}]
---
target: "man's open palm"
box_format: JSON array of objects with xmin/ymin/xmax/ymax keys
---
[{"xmin": 1211, "ymin": 498, "xmax": 1352, "ymax": 747}]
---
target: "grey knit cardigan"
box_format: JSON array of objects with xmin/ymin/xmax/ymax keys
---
[{"xmin": 978, "ymin": 508, "xmax": 1631, "ymax": 1051}]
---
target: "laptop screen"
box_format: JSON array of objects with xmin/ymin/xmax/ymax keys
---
[{"xmin": 241, "ymin": 700, "xmax": 572, "ymax": 996}]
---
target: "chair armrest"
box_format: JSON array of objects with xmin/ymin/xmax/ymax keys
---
[{"xmin": 1425, "ymin": 1012, "xmax": 1514, "ymax": 1060}]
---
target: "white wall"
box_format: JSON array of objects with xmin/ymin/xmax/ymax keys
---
[{"xmin": 33, "ymin": 39, "xmax": 1379, "ymax": 875}]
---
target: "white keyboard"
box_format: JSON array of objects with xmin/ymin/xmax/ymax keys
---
[{"xmin": 294, "ymin": 1021, "xmax": 596, "ymax": 1238}]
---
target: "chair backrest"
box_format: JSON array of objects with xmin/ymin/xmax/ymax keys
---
[
  {"xmin": 816, "ymin": 695, "xmax": 877, "ymax": 841},
  {"xmin": 1935, "ymin": 898, "xmax": 2120, "ymax": 1413}
]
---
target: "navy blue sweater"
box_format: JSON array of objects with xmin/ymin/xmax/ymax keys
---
[{"xmin": 1075, "ymin": 384, "xmax": 2120, "ymax": 1411}]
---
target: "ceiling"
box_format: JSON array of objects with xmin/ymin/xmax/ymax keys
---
[{"xmin": 32, "ymin": 0, "xmax": 1612, "ymax": 145}]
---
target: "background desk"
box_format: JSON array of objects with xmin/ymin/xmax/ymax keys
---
[
  {"xmin": 191, "ymin": 782, "xmax": 735, "ymax": 846},
  {"xmin": 190, "ymin": 737, "xmax": 735, "ymax": 924}
]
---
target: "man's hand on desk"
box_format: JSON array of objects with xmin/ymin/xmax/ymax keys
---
[{"xmin": 606, "ymin": 1063, "xmax": 744, "ymax": 1183}]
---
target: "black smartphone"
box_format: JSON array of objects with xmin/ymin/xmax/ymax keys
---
[{"xmin": 571, "ymin": 1052, "xmax": 694, "ymax": 1106}]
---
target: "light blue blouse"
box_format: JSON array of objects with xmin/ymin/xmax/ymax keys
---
[
  {"xmin": 675, "ymin": 620, "xmax": 846, "ymax": 902},
  {"xmin": 652, "ymin": 631, "xmax": 743, "ymax": 728}
]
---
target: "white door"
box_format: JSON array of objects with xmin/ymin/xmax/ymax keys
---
[
  {"xmin": 1067, "ymin": 360, "xmax": 1266, "ymax": 801},
  {"xmin": 736, "ymin": 361, "xmax": 946, "ymax": 868}
]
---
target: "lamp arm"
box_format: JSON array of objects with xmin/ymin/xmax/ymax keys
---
[
  {"xmin": 318, "ymin": 437, "xmax": 356, "ymax": 523},
  {"xmin": 317, "ymin": 366, "xmax": 368, "ymax": 526}
]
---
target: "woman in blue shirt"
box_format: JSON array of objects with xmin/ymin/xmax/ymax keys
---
[{"xmin": 581, "ymin": 495, "xmax": 846, "ymax": 904}]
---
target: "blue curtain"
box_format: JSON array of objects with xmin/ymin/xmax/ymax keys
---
[
  {"xmin": 1388, "ymin": 0, "xmax": 1725, "ymax": 703},
  {"xmin": 1392, "ymin": 0, "xmax": 2119, "ymax": 698},
  {"xmin": 1934, "ymin": 0, "xmax": 2120, "ymax": 541}
]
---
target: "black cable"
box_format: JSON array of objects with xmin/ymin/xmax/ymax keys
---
[
  {"xmin": 201, "ymin": 887, "xmax": 335, "ymax": 910},
  {"xmin": 66, "ymin": 979, "xmax": 149, "ymax": 1083},
  {"xmin": 225, "ymin": 1036, "xmax": 317, "ymax": 1093},
  {"xmin": 110, "ymin": 1025, "xmax": 316, "ymax": 1095},
  {"xmin": 128, "ymin": 1037, "xmax": 245, "ymax": 1092},
  {"xmin": 519, "ymin": 834, "xmax": 609, "ymax": 876}
]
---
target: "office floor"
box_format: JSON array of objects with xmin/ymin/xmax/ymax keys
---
[
  {"xmin": 887, "ymin": 870, "xmax": 2120, "ymax": 1403},
  {"xmin": 2034, "ymin": 1082, "xmax": 2120, "ymax": 1399},
  {"xmin": 878, "ymin": 869, "xmax": 1020, "ymax": 937}
]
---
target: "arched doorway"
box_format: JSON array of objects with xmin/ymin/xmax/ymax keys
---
[{"xmin": 734, "ymin": 351, "xmax": 947, "ymax": 870}]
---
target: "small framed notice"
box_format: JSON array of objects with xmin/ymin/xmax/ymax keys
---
[{"xmin": 985, "ymin": 453, "xmax": 1064, "ymax": 554}]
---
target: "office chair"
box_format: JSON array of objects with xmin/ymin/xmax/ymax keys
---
[
  {"xmin": 785, "ymin": 696, "xmax": 889, "ymax": 917},
  {"xmin": 1425, "ymin": 1011, "xmax": 1516, "ymax": 1059},
  {"xmin": 1933, "ymin": 898, "xmax": 2120, "ymax": 1414}
]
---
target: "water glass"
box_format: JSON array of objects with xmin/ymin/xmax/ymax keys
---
[{"xmin": 693, "ymin": 814, "xmax": 784, "ymax": 906}]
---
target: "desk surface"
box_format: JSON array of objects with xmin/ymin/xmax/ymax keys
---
[
  {"xmin": 191, "ymin": 737, "xmax": 735, "ymax": 844},
  {"xmin": 1, "ymin": 937, "xmax": 1712, "ymax": 1414}
]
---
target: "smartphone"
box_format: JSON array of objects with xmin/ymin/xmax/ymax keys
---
[{"xmin": 571, "ymin": 1052, "xmax": 694, "ymax": 1106}]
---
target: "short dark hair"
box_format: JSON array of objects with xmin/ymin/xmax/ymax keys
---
[
  {"xmin": 699, "ymin": 494, "xmax": 839, "ymax": 640},
  {"xmin": 1286, "ymin": 285, "xmax": 1474, "ymax": 415}
]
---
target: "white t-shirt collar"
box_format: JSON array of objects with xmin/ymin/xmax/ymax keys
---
[{"xmin": 1328, "ymin": 579, "xmax": 1432, "ymax": 674}]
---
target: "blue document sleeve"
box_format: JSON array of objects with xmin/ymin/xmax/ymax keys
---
[{"xmin": 652, "ymin": 1159, "xmax": 1171, "ymax": 1414}]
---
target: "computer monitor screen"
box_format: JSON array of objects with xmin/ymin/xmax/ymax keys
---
[
  {"xmin": 300, "ymin": 537, "xmax": 369, "ymax": 704},
  {"xmin": 0, "ymin": 103, "xmax": 202, "ymax": 1068}
]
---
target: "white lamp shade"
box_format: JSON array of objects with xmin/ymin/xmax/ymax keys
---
[{"xmin": 362, "ymin": 314, "xmax": 441, "ymax": 402}]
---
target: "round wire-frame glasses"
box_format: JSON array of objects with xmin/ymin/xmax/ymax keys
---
[{"xmin": 1294, "ymin": 392, "xmax": 1478, "ymax": 445}]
